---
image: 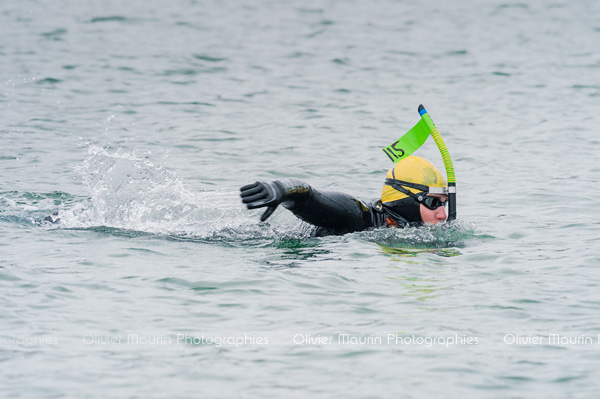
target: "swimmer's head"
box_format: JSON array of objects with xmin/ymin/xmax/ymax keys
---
[{"xmin": 381, "ymin": 156, "xmax": 448, "ymax": 226}]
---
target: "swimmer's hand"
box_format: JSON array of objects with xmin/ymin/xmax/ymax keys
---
[{"xmin": 240, "ymin": 181, "xmax": 286, "ymax": 221}]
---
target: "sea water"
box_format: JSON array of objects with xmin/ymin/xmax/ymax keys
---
[{"xmin": 1, "ymin": 0, "xmax": 600, "ymax": 397}]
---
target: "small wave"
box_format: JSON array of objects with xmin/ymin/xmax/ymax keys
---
[
  {"xmin": 41, "ymin": 28, "xmax": 67, "ymax": 40},
  {"xmin": 358, "ymin": 220, "xmax": 483, "ymax": 250},
  {"xmin": 192, "ymin": 54, "xmax": 228, "ymax": 62},
  {"xmin": 0, "ymin": 190, "xmax": 82, "ymax": 225},
  {"xmin": 89, "ymin": 16, "xmax": 131, "ymax": 23},
  {"xmin": 35, "ymin": 78, "xmax": 62, "ymax": 85}
]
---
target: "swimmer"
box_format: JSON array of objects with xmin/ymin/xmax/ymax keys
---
[{"xmin": 241, "ymin": 155, "xmax": 449, "ymax": 237}]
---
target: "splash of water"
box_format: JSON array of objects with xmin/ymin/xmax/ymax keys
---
[
  {"xmin": 55, "ymin": 146, "xmax": 253, "ymax": 237},
  {"xmin": 358, "ymin": 219, "xmax": 484, "ymax": 250}
]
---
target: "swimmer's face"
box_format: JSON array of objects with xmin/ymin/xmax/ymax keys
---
[{"xmin": 419, "ymin": 194, "xmax": 448, "ymax": 225}]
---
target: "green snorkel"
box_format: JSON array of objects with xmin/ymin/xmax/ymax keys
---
[
  {"xmin": 382, "ymin": 104, "xmax": 457, "ymax": 221},
  {"xmin": 417, "ymin": 105, "xmax": 456, "ymax": 221}
]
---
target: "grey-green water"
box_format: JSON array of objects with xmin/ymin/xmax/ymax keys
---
[{"xmin": 2, "ymin": 0, "xmax": 600, "ymax": 397}]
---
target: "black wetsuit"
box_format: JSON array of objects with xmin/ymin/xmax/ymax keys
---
[{"xmin": 276, "ymin": 178, "xmax": 409, "ymax": 237}]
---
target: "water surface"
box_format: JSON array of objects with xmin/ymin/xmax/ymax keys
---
[{"xmin": 1, "ymin": 0, "xmax": 600, "ymax": 397}]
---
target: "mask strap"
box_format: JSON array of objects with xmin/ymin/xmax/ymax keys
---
[
  {"xmin": 385, "ymin": 178, "xmax": 429, "ymax": 192},
  {"xmin": 384, "ymin": 179, "xmax": 428, "ymax": 204}
]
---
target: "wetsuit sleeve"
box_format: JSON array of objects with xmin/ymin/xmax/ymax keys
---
[{"xmin": 273, "ymin": 178, "xmax": 373, "ymax": 235}]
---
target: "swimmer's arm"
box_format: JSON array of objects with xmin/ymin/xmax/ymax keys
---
[
  {"xmin": 277, "ymin": 178, "xmax": 370, "ymax": 233},
  {"xmin": 241, "ymin": 178, "xmax": 371, "ymax": 232}
]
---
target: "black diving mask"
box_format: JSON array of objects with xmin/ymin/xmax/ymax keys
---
[{"xmin": 421, "ymin": 196, "xmax": 447, "ymax": 211}]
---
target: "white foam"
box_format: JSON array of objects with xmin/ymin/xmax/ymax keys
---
[{"xmin": 58, "ymin": 146, "xmax": 254, "ymax": 237}]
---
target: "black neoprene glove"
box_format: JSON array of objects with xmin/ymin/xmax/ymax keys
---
[{"xmin": 240, "ymin": 181, "xmax": 286, "ymax": 221}]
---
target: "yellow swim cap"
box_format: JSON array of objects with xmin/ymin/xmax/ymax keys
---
[{"xmin": 381, "ymin": 156, "xmax": 447, "ymax": 203}]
